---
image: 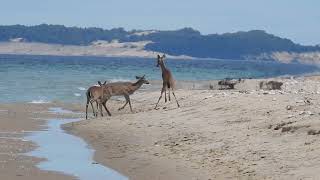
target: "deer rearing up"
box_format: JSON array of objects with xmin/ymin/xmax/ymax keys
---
[{"xmin": 155, "ymin": 54, "xmax": 180, "ymax": 109}]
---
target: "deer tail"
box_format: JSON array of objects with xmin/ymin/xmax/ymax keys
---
[
  {"xmin": 169, "ymin": 78, "xmax": 176, "ymax": 90},
  {"xmin": 86, "ymin": 89, "xmax": 91, "ymax": 104}
]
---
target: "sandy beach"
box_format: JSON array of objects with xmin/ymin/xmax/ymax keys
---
[
  {"xmin": 63, "ymin": 76, "xmax": 320, "ymax": 180},
  {"xmin": 2, "ymin": 76, "xmax": 320, "ymax": 179},
  {"xmin": 0, "ymin": 103, "xmax": 81, "ymax": 180}
]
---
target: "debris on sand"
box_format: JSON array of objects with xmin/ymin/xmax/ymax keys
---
[
  {"xmin": 286, "ymin": 105, "xmax": 292, "ymax": 110},
  {"xmin": 218, "ymin": 78, "xmax": 241, "ymax": 90},
  {"xmin": 307, "ymin": 130, "xmax": 320, "ymax": 135},
  {"xmin": 259, "ymin": 81, "xmax": 283, "ymax": 90}
]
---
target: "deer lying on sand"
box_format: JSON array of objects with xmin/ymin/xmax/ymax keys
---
[
  {"xmin": 85, "ymin": 81, "xmax": 111, "ymax": 119},
  {"xmin": 155, "ymin": 54, "xmax": 180, "ymax": 109},
  {"xmin": 85, "ymin": 76, "xmax": 149, "ymax": 119}
]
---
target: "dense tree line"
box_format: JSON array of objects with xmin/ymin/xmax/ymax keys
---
[{"xmin": 0, "ymin": 24, "xmax": 319, "ymax": 59}]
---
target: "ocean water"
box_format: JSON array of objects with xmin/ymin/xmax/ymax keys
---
[{"xmin": 0, "ymin": 54, "xmax": 319, "ymax": 103}]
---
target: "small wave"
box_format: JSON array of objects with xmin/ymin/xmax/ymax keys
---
[
  {"xmin": 109, "ymin": 78, "xmax": 130, "ymax": 83},
  {"xmin": 29, "ymin": 99, "xmax": 50, "ymax": 104},
  {"xmin": 74, "ymin": 93, "xmax": 81, "ymax": 97},
  {"xmin": 48, "ymin": 107, "xmax": 78, "ymax": 114},
  {"xmin": 78, "ymin": 87, "xmax": 86, "ymax": 91},
  {"xmin": 48, "ymin": 107, "xmax": 72, "ymax": 114}
]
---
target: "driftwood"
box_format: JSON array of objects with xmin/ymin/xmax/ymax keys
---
[
  {"xmin": 259, "ymin": 81, "xmax": 283, "ymax": 90},
  {"xmin": 218, "ymin": 78, "xmax": 241, "ymax": 90}
]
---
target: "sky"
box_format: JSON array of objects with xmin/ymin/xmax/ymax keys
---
[{"xmin": 0, "ymin": 0, "xmax": 319, "ymax": 45}]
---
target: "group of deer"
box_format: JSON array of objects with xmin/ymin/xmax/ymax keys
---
[{"xmin": 85, "ymin": 54, "xmax": 180, "ymax": 119}]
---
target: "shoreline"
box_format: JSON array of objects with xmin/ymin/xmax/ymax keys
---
[
  {"xmin": 1, "ymin": 42, "xmax": 320, "ymax": 64},
  {"xmin": 2, "ymin": 75, "xmax": 320, "ymax": 179},
  {"xmin": 64, "ymin": 75, "xmax": 320, "ymax": 179},
  {"xmin": 0, "ymin": 103, "xmax": 81, "ymax": 180}
]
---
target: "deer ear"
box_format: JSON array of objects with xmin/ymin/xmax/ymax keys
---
[
  {"xmin": 103, "ymin": 81, "xmax": 107, "ymax": 85},
  {"xmin": 157, "ymin": 54, "xmax": 161, "ymax": 59},
  {"xmin": 98, "ymin": 81, "xmax": 102, "ymax": 86},
  {"xmin": 136, "ymin": 76, "xmax": 140, "ymax": 79},
  {"xmin": 162, "ymin": 54, "xmax": 166, "ymax": 58}
]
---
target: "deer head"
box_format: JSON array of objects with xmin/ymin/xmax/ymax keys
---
[
  {"xmin": 98, "ymin": 81, "xmax": 107, "ymax": 86},
  {"xmin": 156, "ymin": 54, "xmax": 166, "ymax": 67},
  {"xmin": 135, "ymin": 75, "xmax": 149, "ymax": 84}
]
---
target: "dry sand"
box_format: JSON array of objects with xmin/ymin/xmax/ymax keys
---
[
  {"xmin": 2, "ymin": 76, "xmax": 320, "ymax": 180},
  {"xmin": 0, "ymin": 103, "xmax": 81, "ymax": 180},
  {"xmin": 64, "ymin": 76, "xmax": 320, "ymax": 180}
]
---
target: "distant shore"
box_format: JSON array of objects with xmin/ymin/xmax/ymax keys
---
[
  {"xmin": 1, "ymin": 41, "xmax": 320, "ymax": 64},
  {"xmin": 0, "ymin": 41, "xmax": 193, "ymax": 59}
]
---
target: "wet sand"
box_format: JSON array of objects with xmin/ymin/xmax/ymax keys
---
[
  {"xmin": 0, "ymin": 103, "xmax": 81, "ymax": 180},
  {"xmin": 65, "ymin": 76, "xmax": 320, "ymax": 180}
]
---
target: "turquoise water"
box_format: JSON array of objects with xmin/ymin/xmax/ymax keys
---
[
  {"xmin": 0, "ymin": 54, "xmax": 319, "ymax": 103},
  {"xmin": 25, "ymin": 108, "xmax": 127, "ymax": 180}
]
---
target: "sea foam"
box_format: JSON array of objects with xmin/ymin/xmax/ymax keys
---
[{"xmin": 29, "ymin": 99, "xmax": 50, "ymax": 104}]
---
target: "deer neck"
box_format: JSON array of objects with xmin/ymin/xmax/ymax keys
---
[
  {"xmin": 159, "ymin": 62, "xmax": 167, "ymax": 74},
  {"xmin": 132, "ymin": 80, "xmax": 144, "ymax": 91}
]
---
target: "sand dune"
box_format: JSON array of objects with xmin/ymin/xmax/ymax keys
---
[{"xmin": 0, "ymin": 41, "xmax": 192, "ymax": 59}]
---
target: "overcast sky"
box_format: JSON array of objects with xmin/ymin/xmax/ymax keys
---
[{"xmin": 0, "ymin": 0, "xmax": 319, "ymax": 45}]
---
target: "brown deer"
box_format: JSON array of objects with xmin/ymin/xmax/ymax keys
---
[
  {"xmin": 102, "ymin": 75, "xmax": 149, "ymax": 112},
  {"xmin": 155, "ymin": 54, "xmax": 180, "ymax": 109},
  {"xmin": 86, "ymin": 76, "xmax": 150, "ymax": 119},
  {"xmin": 85, "ymin": 81, "xmax": 112, "ymax": 119}
]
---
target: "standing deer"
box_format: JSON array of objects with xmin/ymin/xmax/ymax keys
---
[
  {"xmin": 86, "ymin": 76, "xmax": 149, "ymax": 119},
  {"xmin": 155, "ymin": 54, "xmax": 180, "ymax": 109},
  {"xmin": 102, "ymin": 75, "xmax": 149, "ymax": 112},
  {"xmin": 85, "ymin": 81, "xmax": 112, "ymax": 119}
]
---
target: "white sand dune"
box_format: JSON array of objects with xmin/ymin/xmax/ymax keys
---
[{"xmin": 0, "ymin": 41, "xmax": 192, "ymax": 59}]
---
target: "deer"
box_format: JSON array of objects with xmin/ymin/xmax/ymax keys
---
[
  {"xmin": 155, "ymin": 54, "xmax": 180, "ymax": 109},
  {"xmin": 86, "ymin": 76, "xmax": 150, "ymax": 119},
  {"xmin": 101, "ymin": 75, "xmax": 150, "ymax": 113},
  {"xmin": 85, "ymin": 81, "xmax": 112, "ymax": 119}
]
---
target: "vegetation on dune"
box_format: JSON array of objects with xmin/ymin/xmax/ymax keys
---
[{"xmin": 0, "ymin": 24, "xmax": 319, "ymax": 59}]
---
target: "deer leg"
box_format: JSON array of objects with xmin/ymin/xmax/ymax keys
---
[
  {"xmin": 172, "ymin": 88, "xmax": 180, "ymax": 108},
  {"xmin": 89, "ymin": 100, "xmax": 96, "ymax": 117},
  {"xmin": 155, "ymin": 87, "xmax": 165, "ymax": 109},
  {"xmin": 99, "ymin": 103, "xmax": 103, "ymax": 117},
  {"xmin": 118, "ymin": 101, "xmax": 128, "ymax": 111},
  {"xmin": 95, "ymin": 101, "xmax": 99, "ymax": 117},
  {"xmin": 102, "ymin": 101, "xmax": 112, "ymax": 116},
  {"xmin": 168, "ymin": 88, "xmax": 171, "ymax": 101},
  {"xmin": 118, "ymin": 96, "xmax": 129, "ymax": 111},
  {"xmin": 125, "ymin": 95, "xmax": 133, "ymax": 113},
  {"xmin": 86, "ymin": 102, "xmax": 89, "ymax": 119},
  {"xmin": 164, "ymin": 87, "xmax": 167, "ymax": 103}
]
